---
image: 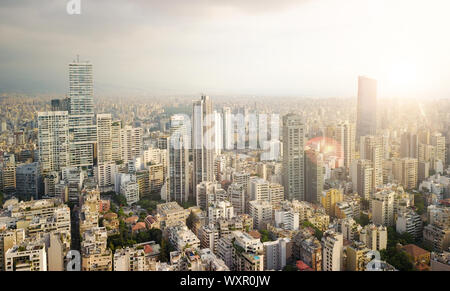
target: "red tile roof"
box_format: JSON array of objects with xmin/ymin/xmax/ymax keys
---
[
  {"xmin": 402, "ymin": 244, "xmax": 430, "ymax": 258},
  {"xmin": 132, "ymin": 222, "xmax": 146, "ymax": 232},
  {"xmin": 248, "ymin": 230, "xmax": 261, "ymax": 239},
  {"xmin": 125, "ymin": 216, "xmax": 139, "ymax": 224},
  {"xmin": 296, "ymin": 260, "xmax": 313, "ymax": 271},
  {"xmin": 144, "ymin": 244, "xmax": 153, "ymax": 254}
]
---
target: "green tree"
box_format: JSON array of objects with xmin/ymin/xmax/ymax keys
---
[
  {"xmin": 110, "ymin": 203, "xmax": 118, "ymax": 213},
  {"xmin": 159, "ymin": 238, "xmax": 175, "ymax": 262},
  {"xmin": 380, "ymin": 227, "xmax": 415, "ymax": 271},
  {"xmin": 259, "ymin": 230, "xmax": 273, "ymax": 243},
  {"xmin": 181, "ymin": 200, "xmax": 196, "ymax": 209},
  {"xmin": 113, "ymin": 193, "xmax": 128, "ymax": 207},
  {"xmin": 355, "ymin": 213, "xmax": 370, "ymax": 227},
  {"xmin": 414, "ymin": 193, "xmax": 426, "ymax": 215},
  {"xmin": 186, "ymin": 212, "xmax": 197, "ymax": 230}
]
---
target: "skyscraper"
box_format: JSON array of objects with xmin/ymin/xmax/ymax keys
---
[
  {"xmin": 282, "ymin": 114, "xmax": 305, "ymax": 201},
  {"xmin": 120, "ymin": 126, "xmax": 143, "ymax": 163},
  {"xmin": 169, "ymin": 114, "xmax": 190, "ymax": 203},
  {"xmin": 360, "ymin": 135, "xmax": 383, "ymax": 191},
  {"xmin": 400, "ymin": 132, "xmax": 419, "ymax": 159},
  {"xmin": 356, "ymin": 76, "xmax": 377, "ymax": 142},
  {"xmin": 351, "ymin": 159, "xmax": 373, "ymax": 200},
  {"xmin": 393, "ymin": 158, "xmax": 418, "ymax": 190},
  {"xmin": 431, "ymin": 132, "xmax": 446, "ymax": 167},
  {"xmin": 111, "ymin": 120, "xmax": 122, "ymax": 162},
  {"xmin": 336, "ymin": 121, "xmax": 355, "ymax": 170},
  {"xmin": 38, "ymin": 111, "xmax": 69, "ymax": 174},
  {"xmin": 96, "ymin": 114, "xmax": 113, "ymax": 164},
  {"xmin": 305, "ymin": 149, "xmax": 324, "ymax": 204},
  {"xmin": 192, "ymin": 95, "xmax": 215, "ymax": 198},
  {"xmin": 321, "ymin": 189, "xmax": 343, "ymax": 217},
  {"xmin": 68, "ymin": 60, "xmax": 97, "ymax": 168},
  {"xmin": 15, "ymin": 162, "xmax": 40, "ymax": 200}
]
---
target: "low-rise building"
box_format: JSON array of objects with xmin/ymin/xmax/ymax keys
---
[
  {"xmin": 157, "ymin": 202, "xmax": 189, "ymax": 229},
  {"xmin": 167, "ymin": 224, "xmax": 200, "ymax": 251}
]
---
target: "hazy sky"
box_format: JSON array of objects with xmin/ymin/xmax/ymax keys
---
[{"xmin": 1, "ymin": 0, "xmax": 450, "ymax": 98}]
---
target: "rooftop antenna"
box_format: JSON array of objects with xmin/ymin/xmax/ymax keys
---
[{"xmin": 76, "ymin": 54, "xmax": 80, "ymax": 63}]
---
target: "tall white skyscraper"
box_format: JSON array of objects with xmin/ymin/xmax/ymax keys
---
[
  {"xmin": 68, "ymin": 60, "xmax": 97, "ymax": 168},
  {"xmin": 192, "ymin": 95, "xmax": 215, "ymax": 198},
  {"xmin": 282, "ymin": 114, "xmax": 305, "ymax": 201},
  {"xmin": 38, "ymin": 111, "xmax": 69, "ymax": 174}
]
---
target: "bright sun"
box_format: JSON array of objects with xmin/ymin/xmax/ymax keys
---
[
  {"xmin": 375, "ymin": 59, "xmax": 421, "ymax": 97},
  {"xmin": 385, "ymin": 62, "xmax": 418, "ymax": 89}
]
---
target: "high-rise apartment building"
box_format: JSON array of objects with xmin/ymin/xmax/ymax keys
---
[
  {"xmin": 0, "ymin": 155, "xmax": 16, "ymax": 194},
  {"xmin": 371, "ymin": 190, "xmax": 395, "ymax": 227},
  {"xmin": 351, "ymin": 159, "xmax": 373, "ymax": 200},
  {"xmin": 96, "ymin": 114, "xmax": 113, "ymax": 164},
  {"xmin": 38, "ymin": 111, "xmax": 69, "ymax": 174},
  {"xmin": 263, "ymin": 238, "xmax": 289, "ymax": 271},
  {"xmin": 346, "ymin": 241, "xmax": 370, "ymax": 271},
  {"xmin": 249, "ymin": 177, "xmax": 270, "ymax": 202},
  {"xmin": 121, "ymin": 126, "xmax": 143, "ymax": 163},
  {"xmin": 192, "ymin": 95, "xmax": 215, "ymax": 198},
  {"xmin": 228, "ymin": 183, "xmax": 245, "ymax": 215},
  {"xmin": 321, "ymin": 189, "xmax": 343, "ymax": 217},
  {"xmin": 396, "ymin": 209, "xmax": 423, "ymax": 240},
  {"xmin": 360, "ymin": 135, "xmax": 383, "ymax": 190},
  {"xmin": 305, "ymin": 149, "xmax": 324, "ymax": 203},
  {"xmin": 282, "ymin": 114, "xmax": 305, "ymax": 201},
  {"xmin": 400, "ymin": 132, "xmax": 419, "ymax": 159},
  {"xmin": 111, "ymin": 120, "xmax": 122, "ymax": 162},
  {"xmin": 359, "ymin": 224, "xmax": 387, "ymax": 251},
  {"xmin": 15, "ymin": 162, "xmax": 40, "ymax": 200},
  {"xmin": 268, "ymin": 183, "xmax": 284, "ymax": 208},
  {"xmin": 249, "ymin": 200, "xmax": 273, "ymax": 230},
  {"xmin": 169, "ymin": 114, "xmax": 190, "ymax": 203},
  {"xmin": 68, "ymin": 60, "xmax": 97, "ymax": 168},
  {"xmin": 393, "ymin": 158, "xmax": 418, "ymax": 190},
  {"xmin": 336, "ymin": 121, "xmax": 356, "ymax": 170},
  {"xmin": 321, "ymin": 230, "xmax": 343, "ymax": 271},
  {"xmin": 431, "ymin": 132, "xmax": 446, "ymax": 167}
]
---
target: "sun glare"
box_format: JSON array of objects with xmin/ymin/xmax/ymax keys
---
[{"xmin": 385, "ymin": 62, "xmax": 418, "ymax": 91}]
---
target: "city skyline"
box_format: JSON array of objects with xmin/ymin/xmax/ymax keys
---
[
  {"xmin": 1, "ymin": 0, "xmax": 450, "ymax": 98},
  {"xmin": 1, "ymin": 0, "xmax": 450, "ymax": 277}
]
